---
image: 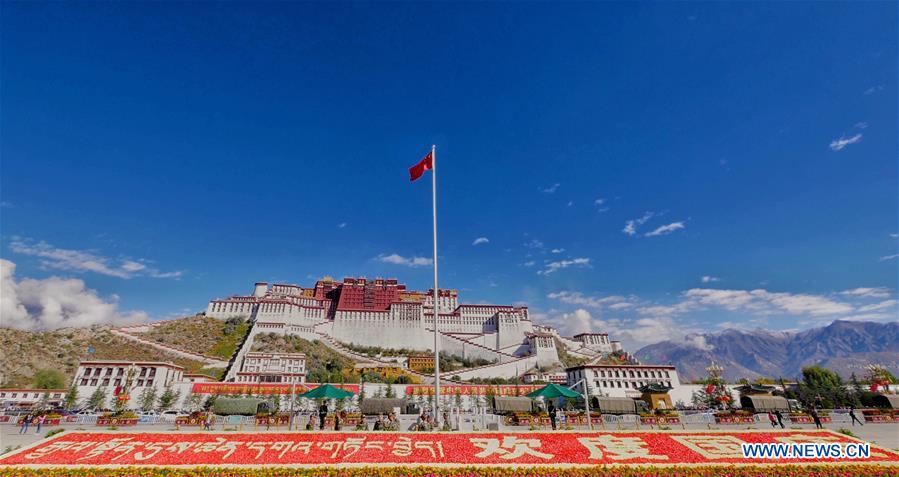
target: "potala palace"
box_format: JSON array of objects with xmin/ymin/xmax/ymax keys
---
[{"xmin": 207, "ymin": 277, "xmax": 628, "ymax": 381}]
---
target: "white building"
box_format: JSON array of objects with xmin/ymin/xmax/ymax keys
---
[
  {"xmin": 572, "ymin": 333, "xmax": 613, "ymax": 353},
  {"xmin": 0, "ymin": 389, "xmax": 66, "ymax": 410},
  {"xmin": 522, "ymin": 370, "xmax": 567, "ymax": 385},
  {"xmin": 566, "ymin": 363, "xmax": 681, "ymax": 399},
  {"xmin": 74, "ymin": 361, "xmax": 188, "ymax": 410},
  {"xmin": 205, "ymin": 278, "xmax": 680, "ymax": 382},
  {"xmin": 234, "ymin": 352, "xmax": 306, "ymax": 384}
]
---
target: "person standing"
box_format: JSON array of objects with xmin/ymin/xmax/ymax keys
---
[
  {"xmin": 810, "ymin": 408, "xmax": 823, "ymax": 429},
  {"xmin": 849, "ymin": 406, "xmax": 864, "ymax": 426},
  {"xmin": 547, "ymin": 401, "xmax": 557, "ymax": 430},
  {"xmin": 767, "ymin": 411, "xmax": 777, "ymax": 428},
  {"xmin": 19, "ymin": 414, "xmax": 31, "ymax": 434},
  {"xmin": 334, "ymin": 411, "xmax": 343, "ymax": 431},
  {"xmin": 35, "ymin": 414, "xmax": 46, "ymax": 433},
  {"xmin": 318, "ymin": 402, "xmax": 328, "ymax": 430},
  {"xmin": 386, "ymin": 412, "xmax": 398, "ymax": 431},
  {"xmin": 774, "ymin": 409, "xmax": 785, "ymax": 429}
]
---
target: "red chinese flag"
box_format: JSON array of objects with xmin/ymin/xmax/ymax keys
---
[{"xmin": 409, "ymin": 151, "xmax": 433, "ymax": 182}]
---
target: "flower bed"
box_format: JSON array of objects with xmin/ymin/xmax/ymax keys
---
[
  {"xmin": 1, "ymin": 465, "xmax": 899, "ymax": 477},
  {"xmin": 95, "ymin": 417, "xmax": 138, "ymax": 426},
  {"xmin": 176, "ymin": 413, "xmax": 213, "ymax": 427},
  {"xmin": 862, "ymin": 409, "xmax": 896, "ymax": 423},
  {"xmin": 640, "ymin": 415, "xmax": 681, "ymax": 425},
  {"xmin": 254, "ymin": 413, "xmax": 290, "ymax": 427},
  {"xmin": 1, "ymin": 430, "xmax": 897, "ymax": 467},
  {"xmin": 323, "ymin": 413, "xmax": 362, "ymax": 429},
  {"xmin": 788, "ymin": 415, "xmax": 833, "ymax": 424},
  {"xmin": 714, "ymin": 412, "xmax": 756, "ymax": 424}
]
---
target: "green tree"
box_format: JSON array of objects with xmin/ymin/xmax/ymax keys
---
[
  {"xmin": 799, "ymin": 366, "xmax": 847, "ymax": 408},
  {"xmin": 202, "ymin": 395, "xmax": 217, "ymax": 411},
  {"xmin": 63, "ymin": 385, "xmax": 79, "ymax": 410},
  {"xmin": 138, "ymin": 387, "xmax": 158, "ymax": 412},
  {"xmin": 385, "ymin": 384, "xmax": 396, "ymax": 398},
  {"xmin": 32, "ymin": 369, "xmax": 66, "ymax": 389},
  {"xmin": 157, "ymin": 385, "xmax": 180, "ymax": 411},
  {"xmin": 87, "ymin": 387, "xmax": 107, "ymax": 410},
  {"xmin": 357, "ymin": 380, "xmax": 367, "ymax": 405}
]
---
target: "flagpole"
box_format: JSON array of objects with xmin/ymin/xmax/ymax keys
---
[{"xmin": 431, "ymin": 144, "xmax": 441, "ymax": 427}]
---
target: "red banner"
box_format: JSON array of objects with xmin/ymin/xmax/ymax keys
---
[
  {"xmin": 405, "ymin": 384, "xmax": 544, "ymax": 396},
  {"xmin": 191, "ymin": 383, "xmax": 359, "ymax": 395},
  {"xmin": 2, "ymin": 431, "xmax": 896, "ymax": 467}
]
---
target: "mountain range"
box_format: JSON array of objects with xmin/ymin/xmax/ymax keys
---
[{"xmin": 634, "ymin": 320, "xmax": 899, "ymax": 382}]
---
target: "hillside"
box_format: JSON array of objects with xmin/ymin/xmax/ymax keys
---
[
  {"xmin": 250, "ymin": 332, "xmax": 359, "ymax": 383},
  {"xmin": 0, "ymin": 326, "xmax": 213, "ymax": 388},
  {"xmin": 135, "ymin": 315, "xmax": 249, "ymax": 359},
  {"xmin": 635, "ymin": 320, "xmax": 899, "ymax": 382}
]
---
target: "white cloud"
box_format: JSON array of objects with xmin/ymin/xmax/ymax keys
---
[
  {"xmin": 840, "ymin": 287, "xmax": 891, "ymax": 299},
  {"xmin": 622, "ymin": 212, "xmax": 654, "ymax": 236},
  {"xmin": 637, "ymin": 288, "xmax": 854, "ymax": 318},
  {"xmin": 9, "ymin": 237, "xmax": 182, "ymax": 279},
  {"xmin": 524, "ymin": 239, "xmax": 544, "ymax": 249},
  {"xmin": 890, "ymin": 233, "xmax": 898, "ymax": 239},
  {"xmin": 0, "ymin": 259, "xmax": 148, "ymax": 331},
  {"xmin": 537, "ymin": 258, "xmax": 591, "ymax": 275},
  {"xmin": 0, "ymin": 201, "xmax": 13, "ymax": 208},
  {"xmin": 829, "ymin": 134, "xmax": 862, "ymax": 151},
  {"xmin": 856, "ymin": 299, "xmax": 898, "ymax": 313},
  {"xmin": 840, "ymin": 313, "xmax": 897, "ymax": 323},
  {"xmin": 880, "ymin": 254, "xmax": 899, "ymax": 262},
  {"xmin": 854, "ymin": 122, "xmax": 868, "ymax": 129},
  {"xmin": 567, "ymin": 309, "xmax": 594, "ymax": 335},
  {"xmin": 376, "ymin": 253, "xmax": 433, "ymax": 268},
  {"xmin": 594, "ymin": 198, "xmax": 609, "ymax": 212},
  {"xmin": 544, "ymin": 308, "xmax": 704, "ymax": 350},
  {"xmin": 540, "ymin": 183, "xmax": 560, "ymax": 194},
  {"xmin": 566, "ymin": 201, "xmax": 574, "ymax": 207},
  {"xmin": 547, "ymin": 291, "xmax": 630, "ymax": 309},
  {"xmin": 683, "ymin": 334, "xmax": 714, "ymax": 351},
  {"xmin": 121, "ymin": 261, "xmax": 146, "ymax": 273},
  {"xmin": 337, "ymin": 222, "xmax": 347, "ymax": 229},
  {"xmin": 522, "ymin": 261, "xmax": 536, "ymax": 267},
  {"xmin": 550, "ymin": 248, "xmax": 565, "ymax": 254},
  {"xmin": 864, "ymin": 85, "xmax": 883, "ymax": 95},
  {"xmin": 645, "ymin": 221, "xmax": 685, "ymax": 237},
  {"xmin": 701, "ymin": 276, "xmax": 720, "ymax": 283},
  {"xmin": 472, "ymin": 237, "xmax": 490, "ymax": 246}
]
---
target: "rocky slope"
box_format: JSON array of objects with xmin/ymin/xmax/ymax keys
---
[{"xmin": 635, "ymin": 320, "xmax": 899, "ymax": 382}]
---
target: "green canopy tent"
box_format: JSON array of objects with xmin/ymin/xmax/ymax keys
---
[
  {"xmin": 526, "ymin": 383, "xmax": 581, "ymax": 400},
  {"xmin": 298, "ymin": 384, "xmax": 355, "ymax": 400}
]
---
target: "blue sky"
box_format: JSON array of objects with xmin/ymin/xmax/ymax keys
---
[{"xmin": 1, "ymin": 2, "xmax": 896, "ymax": 349}]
